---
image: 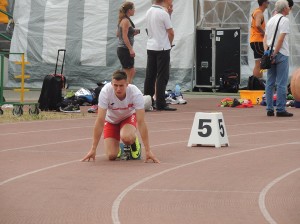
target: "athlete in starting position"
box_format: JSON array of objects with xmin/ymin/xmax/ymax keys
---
[{"xmin": 81, "ymin": 70, "xmax": 160, "ymax": 163}]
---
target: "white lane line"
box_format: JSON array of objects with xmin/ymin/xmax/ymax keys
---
[
  {"xmin": 0, "ymin": 160, "xmax": 80, "ymax": 186},
  {"xmin": 111, "ymin": 141, "xmax": 300, "ymax": 224},
  {"xmin": 258, "ymin": 167, "xmax": 300, "ymax": 224},
  {"xmin": 0, "ymin": 138, "xmax": 92, "ymax": 152},
  {"xmin": 1, "ymin": 118, "xmax": 299, "ymax": 136},
  {"xmin": 0, "ymin": 140, "xmax": 186, "ymax": 186},
  {"xmin": 0, "ymin": 154, "xmax": 103, "ymax": 186},
  {"xmin": 2, "ymin": 127, "xmax": 300, "ymax": 153},
  {"xmin": 134, "ymin": 188, "xmax": 260, "ymax": 194}
]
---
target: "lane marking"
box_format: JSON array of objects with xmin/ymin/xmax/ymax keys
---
[
  {"xmin": 258, "ymin": 167, "xmax": 300, "ymax": 224},
  {"xmin": 134, "ymin": 188, "xmax": 260, "ymax": 194},
  {"xmin": 0, "ymin": 159, "xmax": 80, "ymax": 186},
  {"xmin": 0, "ymin": 154, "xmax": 104, "ymax": 186},
  {"xmin": 0, "ymin": 138, "xmax": 92, "ymax": 152},
  {"xmin": 2, "ymin": 127, "xmax": 300, "ymax": 153},
  {"xmin": 0, "ymin": 140, "xmax": 186, "ymax": 186},
  {"xmin": 111, "ymin": 142, "xmax": 300, "ymax": 224},
  {"xmin": 2, "ymin": 118, "xmax": 299, "ymax": 136}
]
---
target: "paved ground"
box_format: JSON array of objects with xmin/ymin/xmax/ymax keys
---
[{"xmin": 0, "ymin": 94, "xmax": 299, "ymax": 224}]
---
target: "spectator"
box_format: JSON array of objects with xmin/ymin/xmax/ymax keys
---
[
  {"xmin": 263, "ymin": 0, "xmax": 293, "ymax": 117},
  {"xmin": 0, "ymin": 0, "xmax": 9, "ymax": 24},
  {"xmin": 144, "ymin": 0, "xmax": 176, "ymax": 111},
  {"xmin": 116, "ymin": 2, "xmax": 140, "ymax": 84},
  {"xmin": 249, "ymin": 0, "xmax": 269, "ymax": 78}
]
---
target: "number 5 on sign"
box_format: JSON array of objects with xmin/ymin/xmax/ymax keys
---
[{"xmin": 187, "ymin": 112, "xmax": 229, "ymax": 148}]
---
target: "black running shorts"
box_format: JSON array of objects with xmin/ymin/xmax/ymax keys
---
[
  {"xmin": 250, "ymin": 42, "xmax": 264, "ymax": 59},
  {"xmin": 117, "ymin": 47, "xmax": 134, "ymax": 69}
]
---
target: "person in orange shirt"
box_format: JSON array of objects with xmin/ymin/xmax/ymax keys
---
[
  {"xmin": 249, "ymin": 0, "xmax": 269, "ymax": 78},
  {"xmin": 0, "ymin": 0, "xmax": 9, "ymax": 24}
]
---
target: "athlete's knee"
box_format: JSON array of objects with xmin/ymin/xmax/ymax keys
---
[
  {"xmin": 107, "ymin": 153, "xmax": 118, "ymax": 161},
  {"xmin": 120, "ymin": 135, "xmax": 135, "ymax": 145}
]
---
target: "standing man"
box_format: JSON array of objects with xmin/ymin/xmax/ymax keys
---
[
  {"xmin": 81, "ymin": 70, "xmax": 160, "ymax": 163},
  {"xmin": 144, "ymin": 0, "xmax": 176, "ymax": 111},
  {"xmin": 249, "ymin": 0, "xmax": 269, "ymax": 78},
  {"xmin": 263, "ymin": 0, "xmax": 293, "ymax": 117}
]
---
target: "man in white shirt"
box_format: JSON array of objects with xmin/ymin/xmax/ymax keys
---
[
  {"xmin": 144, "ymin": 0, "xmax": 176, "ymax": 111},
  {"xmin": 263, "ymin": 0, "xmax": 293, "ymax": 117},
  {"xmin": 82, "ymin": 70, "xmax": 159, "ymax": 163}
]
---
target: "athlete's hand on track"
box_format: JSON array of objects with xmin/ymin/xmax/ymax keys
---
[
  {"xmin": 144, "ymin": 150, "xmax": 160, "ymax": 163},
  {"xmin": 81, "ymin": 149, "xmax": 96, "ymax": 162}
]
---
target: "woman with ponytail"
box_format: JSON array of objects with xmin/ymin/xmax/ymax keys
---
[{"xmin": 116, "ymin": 2, "xmax": 140, "ymax": 84}]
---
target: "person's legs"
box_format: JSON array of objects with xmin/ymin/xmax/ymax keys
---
[
  {"xmin": 266, "ymin": 64, "xmax": 276, "ymax": 113},
  {"xmin": 120, "ymin": 113, "xmax": 141, "ymax": 159},
  {"xmin": 153, "ymin": 80, "xmax": 157, "ymax": 101},
  {"xmin": 250, "ymin": 42, "xmax": 264, "ymax": 78},
  {"xmin": 144, "ymin": 50, "xmax": 157, "ymax": 99},
  {"xmin": 156, "ymin": 50, "xmax": 170, "ymax": 109},
  {"xmin": 117, "ymin": 47, "xmax": 135, "ymax": 83},
  {"xmin": 104, "ymin": 138, "xmax": 120, "ymax": 160},
  {"xmin": 103, "ymin": 122, "xmax": 121, "ymax": 160},
  {"xmin": 120, "ymin": 124, "xmax": 136, "ymax": 145},
  {"xmin": 253, "ymin": 59, "xmax": 263, "ymax": 78},
  {"xmin": 124, "ymin": 67, "xmax": 136, "ymax": 84},
  {"xmin": 274, "ymin": 53, "xmax": 289, "ymax": 113},
  {"xmin": 120, "ymin": 113, "xmax": 138, "ymax": 145}
]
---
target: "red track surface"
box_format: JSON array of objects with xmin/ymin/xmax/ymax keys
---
[{"xmin": 1, "ymin": 96, "xmax": 299, "ymax": 224}]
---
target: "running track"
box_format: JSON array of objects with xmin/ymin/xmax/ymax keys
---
[{"xmin": 1, "ymin": 96, "xmax": 299, "ymax": 224}]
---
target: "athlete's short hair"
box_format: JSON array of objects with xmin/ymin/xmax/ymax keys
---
[
  {"xmin": 112, "ymin": 70, "xmax": 127, "ymax": 81},
  {"xmin": 258, "ymin": 0, "xmax": 268, "ymax": 6}
]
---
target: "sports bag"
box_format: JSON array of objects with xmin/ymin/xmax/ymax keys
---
[
  {"xmin": 219, "ymin": 70, "xmax": 239, "ymax": 93},
  {"xmin": 247, "ymin": 75, "xmax": 265, "ymax": 90},
  {"xmin": 260, "ymin": 54, "xmax": 271, "ymax": 70},
  {"xmin": 260, "ymin": 16, "xmax": 283, "ymax": 70}
]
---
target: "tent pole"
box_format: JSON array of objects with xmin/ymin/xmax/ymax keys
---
[{"xmin": 191, "ymin": 0, "xmax": 200, "ymax": 91}]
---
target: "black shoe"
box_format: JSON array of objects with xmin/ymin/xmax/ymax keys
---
[
  {"xmin": 276, "ymin": 111, "xmax": 293, "ymax": 117},
  {"xmin": 157, "ymin": 106, "xmax": 177, "ymax": 111},
  {"xmin": 267, "ymin": 110, "xmax": 274, "ymax": 116}
]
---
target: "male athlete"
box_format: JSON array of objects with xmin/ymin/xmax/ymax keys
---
[
  {"xmin": 81, "ymin": 70, "xmax": 160, "ymax": 163},
  {"xmin": 249, "ymin": 0, "xmax": 269, "ymax": 78}
]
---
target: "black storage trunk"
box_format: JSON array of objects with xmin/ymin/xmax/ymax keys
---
[{"xmin": 195, "ymin": 28, "xmax": 241, "ymax": 91}]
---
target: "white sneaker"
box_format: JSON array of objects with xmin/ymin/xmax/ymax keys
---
[
  {"xmin": 166, "ymin": 96, "xmax": 178, "ymax": 104},
  {"xmin": 176, "ymin": 96, "xmax": 187, "ymax": 104}
]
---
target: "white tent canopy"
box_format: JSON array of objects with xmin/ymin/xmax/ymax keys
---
[{"xmin": 7, "ymin": 0, "xmax": 300, "ymax": 91}]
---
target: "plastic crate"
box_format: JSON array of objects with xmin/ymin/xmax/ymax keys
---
[{"xmin": 239, "ymin": 90, "xmax": 265, "ymax": 104}]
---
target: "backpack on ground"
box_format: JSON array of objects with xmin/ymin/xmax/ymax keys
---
[
  {"xmin": 38, "ymin": 49, "xmax": 66, "ymax": 111},
  {"xmin": 247, "ymin": 75, "xmax": 265, "ymax": 90},
  {"xmin": 219, "ymin": 70, "xmax": 239, "ymax": 93}
]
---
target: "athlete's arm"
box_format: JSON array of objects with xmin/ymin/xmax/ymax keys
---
[
  {"xmin": 136, "ymin": 109, "xmax": 160, "ymax": 163},
  {"xmin": 255, "ymin": 11, "xmax": 265, "ymax": 36},
  {"xmin": 81, "ymin": 107, "xmax": 106, "ymax": 162},
  {"xmin": 263, "ymin": 34, "xmax": 268, "ymax": 51}
]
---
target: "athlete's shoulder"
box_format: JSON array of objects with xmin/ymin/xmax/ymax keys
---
[
  {"xmin": 128, "ymin": 84, "xmax": 142, "ymax": 92},
  {"xmin": 102, "ymin": 82, "xmax": 112, "ymax": 90}
]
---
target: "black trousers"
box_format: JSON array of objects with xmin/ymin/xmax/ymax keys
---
[{"xmin": 144, "ymin": 49, "xmax": 170, "ymax": 109}]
